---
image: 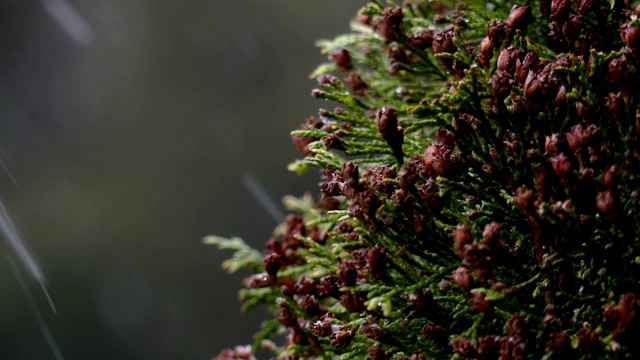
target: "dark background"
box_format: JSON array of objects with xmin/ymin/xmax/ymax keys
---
[{"xmin": 0, "ymin": 1, "xmax": 365, "ymax": 359}]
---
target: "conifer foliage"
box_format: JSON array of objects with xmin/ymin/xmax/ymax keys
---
[{"xmin": 209, "ymin": 1, "xmax": 640, "ymax": 358}]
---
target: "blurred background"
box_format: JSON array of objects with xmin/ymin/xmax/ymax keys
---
[{"xmin": 0, "ymin": 1, "xmax": 365, "ymax": 359}]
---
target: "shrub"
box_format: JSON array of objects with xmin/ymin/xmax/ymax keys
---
[{"xmin": 209, "ymin": 0, "xmax": 640, "ymax": 358}]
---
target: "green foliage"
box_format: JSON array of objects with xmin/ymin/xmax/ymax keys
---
[
  {"xmin": 211, "ymin": 0, "xmax": 640, "ymax": 359},
  {"xmin": 203, "ymin": 236, "xmax": 264, "ymax": 273}
]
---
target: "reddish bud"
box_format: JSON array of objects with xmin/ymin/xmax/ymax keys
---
[
  {"xmin": 433, "ymin": 30, "xmax": 456, "ymax": 54},
  {"xmin": 454, "ymin": 223, "xmax": 473, "ymax": 258},
  {"xmin": 341, "ymin": 162, "xmax": 361, "ymax": 199},
  {"xmin": 487, "ymin": 20, "xmax": 507, "ymax": 45},
  {"xmin": 500, "ymin": 336, "xmax": 526, "ymax": 359},
  {"xmin": 506, "ymin": 314, "xmax": 526, "ymax": 337},
  {"xmin": 331, "ymin": 48, "xmax": 352, "ymax": 72},
  {"xmin": 604, "ymin": 302, "xmax": 619, "ymax": 327},
  {"xmin": 492, "ymin": 282, "xmax": 508, "ymax": 294},
  {"xmin": 367, "ymin": 346, "xmax": 387, "ymax": 360},
  {"xmin": 264, "ymin": 253, "xmax": 282, "ymax": 277},
  {"xmin": 579, "ymin": 167, "xmax": 594, "ymax": 183},
  {"xmin": 298, "ymin": 294, "xmax": 321, "ymax": 315},
  {"xmin": 340, "ymin": 292, "xmax": 365, "ymax": 312},
  {"xmin": 289, "ymin": 326, "xmax": 308, "ymax": 346},
  {"xmin": 547, "ymin": 331, "xmax": 573, "ymax": 358},
  {"xmin": 398, "ymin": 161, "xmax": 419, "ymax": 191},
  {"xmin": 292, "ymin": 136, "xmax": 314, "ymax": 155},
  {"xmin": 617, "ymin": 293, "xmax": 639, "ymax": 327},
  {"xmin": 566, "ymin": 124, "xmax": 598, "ymax": 152},
  {"xmin": 277, "ymin": 304, "xmax": 297, "ymax": 327},
  {"xmin": 423, "ymin": 143, "xmax": 452, "ymax": 177},
  {"xmin": 543, "ymin": 312, "xmax": 561, "ymax": 332},
  {"xmin": 515, "ymin": 52, "xmax": 538, "ymax": 84},
  {"xmin": 409, "ymin": 30, "xmax": 434, "ymax": 50},
  {"xmin": 294, "ymin": 276, "xmax": 317, "ymax": 295},
  {"xmin": 523, "ymin": 71, "xmax": 542, "ymax": 99},
  {"xmin": 489, "ymin": 71, "xmax": 514, "ymax": 100},
  {"xmin": 514, "ymin": 187, "xmax": 534, "ymax": 212},
  {"xmin": 555, "ymin": 85, "xmax": 567, "ymax": 109},
  {"xmin": 346, "ymin": 72, "xmax": 369, "ymax": 97},
  {"xmin": 577, "ymin": 0, "xmax": 596, "ymax": 15},
  {"xmin": 368, "ymin": 245, "xmax": 386, "ymax": 279},
  {"xmin": 577, "ymin": 327, "xmax": 601, "ymax": 357},
  {"xmin": 471, "ymin": 292, "xmax": 492, "ymax": 313},
  {"xmin": 482, "ymin": 222, "xmax": 501, "ymax": 246},
  {"xmin": 621, "ymin": 21, "xmax": 640, "ymax": 48},
  {"xmin": 497, "ymin": 46, "xmax": 519, "ymax": 72},
  {"xmin": 550, "ymin": 153, "xmax": 572, "ymax": 178},
  {"xmin": 376, "ymin": 108, "xmax": 398, "ymax": 141},
  {"xmin": 323, "ymin": 134, "xmax": 345, "ymax": 151},
  {"xmin": 330, "ymin": 327, "xmax": 354, "ymax": 349},
  {"xmin": 312, "ymin": 319, "xmax": 332, "ymax": 337},
  {"xmin": 452, "ymin": 337, "xmax": 477, "ymax": 358},
  {"xmin": 317, "ymin": 74, "xmax": 340, "ymax": 87},
  {"xmin": 359, "ymin": 189, "xmax": 381, "ymax": 221},
  {"xmin": 479, "ymin": 36, "xmax": 493, "ymax": 66},
  {"xmin": 567, "ymin": 124, "xmax": 600, "ymax": 150},
  {"xmin": 247, "ymin": 272, "xmax": 272, "ymax": 288},
  {"xmin": 419, "ymin": 178, "xmax": 442, "ymax": 210},
  {"xmin": 575, "ymin": 101, "xmax": 591, "ymax": 122},
  {"xmin": 596, "ymin": 190, "xmax": 616, "ymax": 216},
  {"xmin": 361, "ymin": 321, "xmax": 385, "ymax": 341},
  {"xmin": 213, "ymin": 345, "xmax": 254, "ymax": 360},
  {"xmin": 337, "ymin": 262, "xmax": 357, "ymax": 287},
  {"xmin": 550, "ymin": 0, "xmax": 571, "ymax": 21},
  {"xmin": 477, "ymin": 336, "xmax": 500, "ymax": 359},
  {"xmin": 604, "ymin": 92, "xmax": 623, "ymax": 116},
  {"xmin": 436, "ymin": 129, "xmax": 455, "ymax": 146},
  {"xmin": 604, "ymin": 165, "xmax": 620, "ymax": 189},
  {"xmin": 453, "ymin": 266, "xmax": 474, "ymax": 293},
  {"xmin": 422, "ymin": 323, "xmax": 448, "ymax": 346},
  {"xmin": 321, "ymin": 274, "xmax": 341, "ymax": 298},
  {"xmin": 374, "ymin": 7, "xmax": 404, "ymax": 42},
  {"xmin": 376, "ymin": 107, "xmax": 404, "ymax": 162},
  {"xmin": 545, "ymin": 134, "xmax": 562, "ymax": 156},
  {"xmin": 433, "ymin": 15, "xmax": 446, "ymax": 24},
  {"xmin": 608, "ymin": 56, "xmax": 632, "ymax": 87},
  {"xmin": 562, "ymin": 15, "xmax": 582, "ymax": 45},
  {"xmin": 507, "ymin": 5, "xmax": 533, "ymax": 31},
  {"xmin": 356, "ymin": 15, "xmax": 371, "ymax": 26}
]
